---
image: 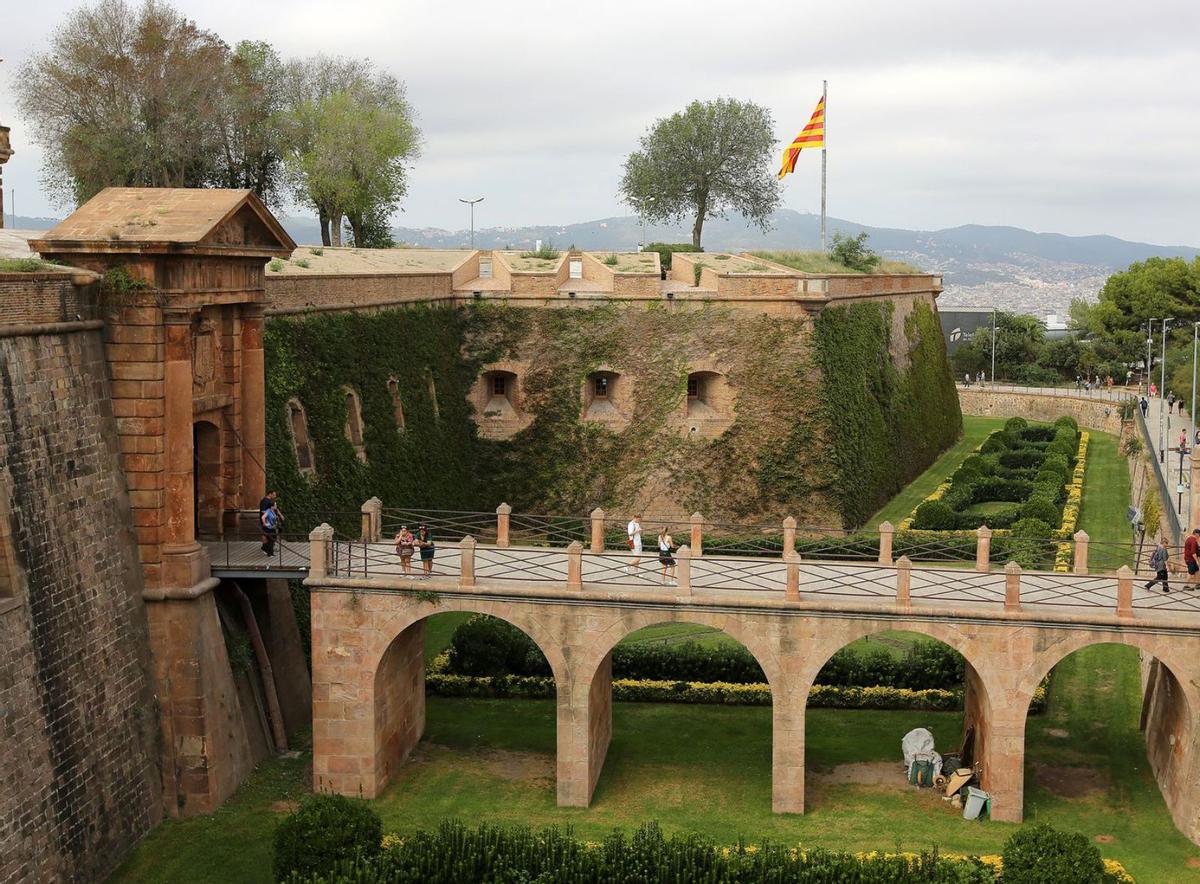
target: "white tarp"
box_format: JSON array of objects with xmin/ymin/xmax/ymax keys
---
[{"xmin": 902, "ymin": 727, "xmax": 942, "ymax": 776}]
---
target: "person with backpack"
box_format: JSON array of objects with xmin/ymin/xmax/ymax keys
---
[
  {"xmin": 1145, "ymin": 538, "xmax": 1172, "ymax": 593},
  {"xmin": 261, "ymin": 502, "xmax": 281, "ymax": 557}
]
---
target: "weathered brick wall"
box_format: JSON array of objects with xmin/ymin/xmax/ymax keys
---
[
  {"xmin": 266, "ymin": 273, "xmax": 455, "ymax": 313},
  {"xmin": 0, "ymin": 322, "xmax": 161, "ymax": 883},
  {"xmin": 957, "ymin": 387, "xmax": 1125, "ymax": 433},
  {"xmin": 0, "ymin": 273, "xmax": 95, "ymax": 325}
]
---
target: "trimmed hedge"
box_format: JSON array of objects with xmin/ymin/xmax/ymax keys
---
[
  {"xmin": 275, "ymin": 794, "xmax": 382, "ymax": 881},
  {"xmin": 285, "ymin": 820, "xmax": 996, "ymax": 883}
]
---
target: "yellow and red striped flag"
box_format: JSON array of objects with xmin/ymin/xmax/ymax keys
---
[{"xmin": 778, "ymin": 96, "xmax": 826, "ymax": 179}]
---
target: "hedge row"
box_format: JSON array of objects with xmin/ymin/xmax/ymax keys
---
[
  {"xmin": 425, "ymin": 672, "xmax": 1048, "ymax": 713},
  {"xmin": 445, "ymin": 615, "xmax": 968, "ymax": 690},
  {"xmin": 911, "ymin": 418, "xmax": 1079, "ymax": 533},
  {"xmin": 281, "ymin": 817, "xmax": 1132, "ymax": 883}
]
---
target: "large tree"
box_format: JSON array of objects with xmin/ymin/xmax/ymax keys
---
[
  {"xmin": 618, "ymin": 98, "xmax": 781, "ymax": 249},
  {"xmin": 17, "ymin": 0, "xmax": 240, "ymax": 205},
  {"xmin": 212, "ymin": 40, "xmax": 287, "ymax": 204},
  {"xmin": 278, "ymin": 57, "xmax": 420, "ymax": 247}
]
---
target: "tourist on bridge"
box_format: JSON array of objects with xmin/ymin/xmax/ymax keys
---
[
  {"xmin": 259, "ymin": 490, "xmax": 282, "ymax": 554},
  {"xmin": 1145, "ymin": 538, "xmax": 1173, "ymax": 594},
  {"xmin": 395, "ymin": 526, "xmax": 416, "ymax": 577},
  {"xmin": 417, "ymin": 525, "xmax": 436, "ymax": 578},
  {"xmin": 626, "ymin": 514, "xmax": 643, "ymax": 575},
  {"xmin": 658, "ymin": 527, "xmax": 676, "ymax": 586},
  {"xmin": 261, "ymin": 503, "xmax": 281, "ymax": 557},
  {"xmin": 1184, "ymin": 529, "xmax": 1200, "ymax": 587}
]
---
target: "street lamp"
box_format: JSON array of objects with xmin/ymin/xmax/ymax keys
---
[
  {"xmin": 1146, "ymin": 319, "xmax": 1156, "ymax": 399},
  {"xmin": 1161, "ymin": 318, "xmax": 1174, "ymax": 463},
  {"xmin": 1190, "ymin": 322, "xmax": 1199, "ymax": 527},
  {"xmin": 458, "ymin": 196, "xmax": 484, "ymax": 248},
  {"xmin": 632, "ymin": 196, "xmax": 655, "ymax": 249},
  {"xmin": 990, "ymin": 307, "xmax": 996, "ymax": 385}
]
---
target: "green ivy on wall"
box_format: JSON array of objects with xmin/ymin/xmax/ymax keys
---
[{"xmin": 812, "ymin": 300, "xmax": 963, "ymax": 527}]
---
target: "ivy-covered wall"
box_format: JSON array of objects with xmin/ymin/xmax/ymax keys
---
[
  {"xmin": 812, "ymin": 299, "xmax": 963, "ymax": 526},
  {"xmin": 263, "ymin": 296, "xmax": 960, "ymax": 529}
]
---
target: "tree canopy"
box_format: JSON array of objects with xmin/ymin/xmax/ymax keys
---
[{"xmin": 618, "ymin": 98, "xmax": 781, "ymax": 249}]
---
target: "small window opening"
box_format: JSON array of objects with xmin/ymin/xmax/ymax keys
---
[
  {"xmin": 288, "ymin": 399, "xmax": 316, "ymax": 475},
  {"xmin": 342, "ymin": 386, "xmax": 367, "ymax": 462},
  {"xmin": 387, "ymin": 377, "xmax": 406, "ymax": 432},
  {"xmin": 594, "ymin": 376, "xmax": 609, "ymax": 399}
]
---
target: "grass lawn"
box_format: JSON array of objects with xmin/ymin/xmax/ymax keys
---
[
  {"xmin": 110, "ymin": 638, "xmax": 1200, "ymax": 883},
  {"xmin": 868, "ymin": 415, "xmax": 1006, "ymax": 527},
  {"xmin": 1077, "ymin": 429, "xmax": 1136, "ymax": 571}
]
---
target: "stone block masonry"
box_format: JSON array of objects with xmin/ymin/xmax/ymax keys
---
[{"xmin": 0, "ymin": 286, "xmax": 161, "ymax": 882}]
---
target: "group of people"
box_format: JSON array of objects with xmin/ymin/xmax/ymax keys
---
[
  {"xmin": 1074, "ymin": 375, "xmax": 1114, "ymax": 391},
  {"xmin": 259, "ymin": 490, "xmax": 283, "ymax": 555},
  {"xmin": 961, "ymin": 371, "xmax": 987, "ymax": 387},
  {"xmin": 624, "ymin": 515, "xmax": 679, "ymax": 585},
  {"xmin": 1145, "ymin": 530, "xmax": 1200, "ymax": 594},
  {"xmin": 394, "ymin": 525, "xmax": 437, "ymax": 577}
]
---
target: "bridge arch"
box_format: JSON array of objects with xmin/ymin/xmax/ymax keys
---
[
  {"xmin": 565, "ymin": 611, "xmax": 785, "ymax": 810},
  {"xmin": 312, "ymin": 593, "xmax": 568, "ymax": 800}
]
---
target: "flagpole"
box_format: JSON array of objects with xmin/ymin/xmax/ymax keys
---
[{"xmin": 820, "ymin": 79, "xmax": 827, "ymax": 252}]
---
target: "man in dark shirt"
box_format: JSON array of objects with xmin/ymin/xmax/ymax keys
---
[
  {"xmin": 259, "ymin": 490, "xmax": 282, "ymax": 554},
  {"xmin": 1184, "ymin": 529, "xmax": 1200, "ymax": 587}
]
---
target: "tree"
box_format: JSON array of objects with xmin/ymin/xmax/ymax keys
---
[
  {"xmin": 278, "ymin": 57, "xmax": 419, "ymax": 247},
  {"xmin": 212, "ymin": 40, "xmax": 287, "ymax": 204},
  {"xmin": 18, "ymin": 0, "xmax": 229, "ymax": 204},
  {"xmin": 618, "ymin": 98, "xmax": 780, "ymax": 249},
  {"xmin": 830, "ymin": 231, "xmax": 880, "ymax": 271}
]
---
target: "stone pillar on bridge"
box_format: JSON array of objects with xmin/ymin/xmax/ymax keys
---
[
  {"xmin": 460, "ymin": 536, "xmax": 476, "ymax": 587},
  {"xmin": 1004, "ymin": 561, "xmax": 1022, "ymax": 611},
  {"xmin": 1116, "ymin": 566, "xmax": 1134, "ymax": 617},
  {"xmin": 690, "ymin": 513, "xmax": 704, "ymax": 557},
  {"xmin": 784, "ymin": 553, "xmax": 800, "ymax": 601},
  {"xmin": 1073, "ymin": 530, "xmax": 1090, "ymax": 574},
  {"xmin": 360, "ymin": 497, "xmax": 382, "ymax": 542},
  {"xmin": 782, "ymin": 516, "xmax": 797, "ymax": 559},
  {"xmin": 772, "ymin": 683, "xmax": 807, "ymax": 814},
  {"xmin": 675, "ymin": 545, "xmax": 692, "ymax": 594},
  {"xmin": 976, "ymin": 526, "xmax": 992, "ymax": 572},
  {"xmin": 895, "ymin": 556, "xmax": 912, "ymax": 610},
  {"xmin": 566, "ymin": 541, "xmax": 583, "ymax": 589},
  {"xmin": 557, "ymin": 650, "xmax": 611, "ymax": 808},
  {"xmin": 496, "ymin": 503, "xmax": 512, "ymax": 547},
  {"xmin": 589, "ymin": 508, "xmax": 606, "ymax": 553},
  {"xmin": 309, "ymin": 524, "xmax": 334, "ymax": 579},
  {"xmin": 877, "ymin": 521, "xmax": 894, "ymax": 566}
]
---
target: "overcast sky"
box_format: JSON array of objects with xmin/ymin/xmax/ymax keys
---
[{"xmin": 2, "ymin": 0, "xmax": 1199, "ymax": 245}]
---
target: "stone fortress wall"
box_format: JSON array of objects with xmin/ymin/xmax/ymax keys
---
[{"xmin": 0, "ymin": 271, "xmax": 162, "ymax": 883}]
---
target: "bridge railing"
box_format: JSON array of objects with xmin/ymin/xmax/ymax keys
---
[{"xmin": 204, "ymin": 531, "xmax": 313, "ymax": 571}]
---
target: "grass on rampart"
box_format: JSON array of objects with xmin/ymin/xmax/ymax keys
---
[{"xmin": 748, "ymin": 249, "xmax": 921, "ymax": 274}]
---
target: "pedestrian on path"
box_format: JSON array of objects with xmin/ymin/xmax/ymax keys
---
[
  {"xmin": 1140, "ymin": 396, "xmax": 1150, "ymax": 418},
  {"xmin": 657, "ymin": 527, "xmax": 676, "ymax": 585},
  {"xmin": 417, "ymin": 525, "xmax": 436, "ymax": 578},
  {"xmin": 1168, "ymin": 391, "xmax": 1177, "ymax": 414},
  {"xmin": 626, "ymin": 514, "xmax": 643, "ymax": 575},
  {"xmin": 259, "ymin": 489, "xmax": 281, "ymax": 554},
  {"xmin": 1145, "ymin": 539, "xmax": 1172, "ymax": 593},
  {"xmin": 1151, "ymin": 382, "xmax": 1158, "ymax": 398},
  {"xmin": 261, "ymin": 503, "xmax": 280, "ymax": 557},
  {"xmin": 395, "ymin": 525, "xmax": 416, "ymax": 577},
  {"xmin": 1185, "ymin": 529, "xmax": 1200, "ymax": 587}
]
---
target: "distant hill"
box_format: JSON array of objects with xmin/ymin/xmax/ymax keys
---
[{"xmin": 17, "ymin": 208, "xmax": 1198, "ymax": 318}]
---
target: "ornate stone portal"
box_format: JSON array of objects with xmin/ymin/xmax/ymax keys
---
[{"xmin": 31, "ymin": 188, "xmax": 295, "ymax": 814}]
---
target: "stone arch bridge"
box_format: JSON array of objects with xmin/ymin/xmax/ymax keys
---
[{"xmin": 300, "ymin": 514, "xmax": 1200, "ymax": 844}]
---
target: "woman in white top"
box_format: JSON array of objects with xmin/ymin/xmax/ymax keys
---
[{"xmin": 627, "ymin": 515, "xmax": 642, "ymax": 574}]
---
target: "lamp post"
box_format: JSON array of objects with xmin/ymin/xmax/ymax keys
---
[
  {"xmin": 991, "ymin": 307, "xmax": 997, "ymax": 385},
  {"xmin": 458, "ymin": 196, "xmax": 484, "ymax": 248},
  {"xmin": 1147, "ymin": 319, "xmax": 1156, "ymax": 399},
  {"xmin": 1191, "ymin": 322, "xmax": 1199, "ymax": 526},
  {"xmin": 1161, "ymin": 318, "xmax": 1174, "ymax": 463}
]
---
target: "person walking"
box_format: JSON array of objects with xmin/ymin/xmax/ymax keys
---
[
  {"xmin": 626, "ymin": 514, "xmax": 643, "ymax": 575},
  {"xmin": 395, "ymin": 525, "xmax": 416, "ymax": 577},
  {"xmin": 657, "ymin": 526, "xmax": 676, "ymax": 585},
  {"xmin": 1168, "ymin": 391, "xmax": 1177, "ymax": 414},
  {"xmin": 1185, "ymin": 529, "xmax": 1200, "ymax": 588},
  {"xmin": 1145, "ymin": 538, "xmax": 1172, "ymax": 593},
  {"xmin": 417, "ymin": 524, "xmax": 436, "ymax": 578},
  {"xmin": 963, "ymin": 372, "xmax": 971, "ymax": 387},
  {"xmin": 1140, "ymin": 396, "xmax": 1150, "ymax": 418},
  {"xmin": 261, "ymin": 502, "xmax": 280, "ymax": 557},
  {"xmin": 259, "ymin": 489, "xmax": 281, "ymax": 553},
  {"xmin": 1151, "ymin": 382, "xmax": 1158, "ymax": 398}
]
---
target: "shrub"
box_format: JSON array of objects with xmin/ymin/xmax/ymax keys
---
[
  {"xmin": 1034, "ymin": 469, "xmax": 1062, "ymax": 487},
  {"xmin": 274, "ymin": 794, "xmax": 382, "ymax": 881},
  {"xmin": 980, "ymin": 436, "xmax": 1007, "ymax": 455},
  {"xmin": 1011, "ymin": 517, "xmax": 1053, "ymax": 538},
  {"xmin": 961, "ymin": 454, "xmax": 991, "ymax": 475},
  {"xmin": 642, "ymin": 242, "xmax": 701, "ymax": 270},
  {"xmin": 268, "ymin": 258, "xmax": 284, "ymax": 272},
  {"xmin": 602, "ymin": 253, "xmax": 619, "ymax": 266},
  {"xmin": 1054, "ymin": 415, "xmax": 1079, "ymax": 433},
  {"xmin": 1018, "ymin": 426, "xmax": 1056, "ymax": 442},
  {"xmin": 830, "ymin": 230, "xmax": 881, "ymax": 272},
  {"xmin": 1004, "ymin": 417, "xmax": 1028, "ymax": 432},
  {"xmin": 970, "ymin": 476, "xmax": 1032, "ymax": 503},
  {"xmin": 998, "ymin": 449, "xmax": 1045, "ymax": 469},
  {"xmin": 913, "ymin": 500, "xmax": 958, "ymax": 530},
  {"xmin": 1020, "ymin": 497, "xmax": 1061, "ymax": 525},
  {"xmin": 520, "ymin": 241, "xmax": 561, "ymax": 260},
  {"xmin": 447, "ymin": 616, "xmax": 550, "ymax": 677},
  {"xmin": 1000, "ymin": 823, "xmax": 1104, "ymax": 883},
  {"xmin": 1042, "ymin": 454, "xmax": 1070, "ymax": 478}
]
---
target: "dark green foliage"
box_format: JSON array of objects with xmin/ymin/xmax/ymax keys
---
[
  {"xmin": 829, "ymin": 230, "xmax": 881, "ymax": 272},
  {"xmin": 913, "ymin": 500, "xmax": 957, "ymax": 530},
  {"xmin": 980, "ymin": 435, "xmax": 1007, "ymax": 455},
  {"xmin": 446, "ymin": 616, "xmax": 550, "ymax": 677},
  {"xmin": 1000, "ymin": 823, "xmax": 1104, "ymax": 883},
  {"xmin": 274, "ymin": 794, "xmax": 382, "ymax": 882},
  {"xmin": 1043, "ymin": 454, "xmax": 1070, "ymax": 478},
  {"xmin": 642, "ymin": 242, "xmax": 701, "ymax": 270},
  {"xmin": 1020, "ymin": 497, "xmax": 1061, "ymax": 525},
  {"xmin": 1054, "ymin": 415, "xmax": 1080, "ymax": 433},
  {"xmin": 264, "ymin": 306, "xmax": 490, "ymax": 528},
  {"xmin": 812, "ymin": 301, "xmax": 961, "ymax": 526},
  {"xmin": 1004, "ymin": 417, "xmax": 1028, "ymax": 432},
  {"xmin": 286, "ymin": 820, "xmax": 994, "ymax": 883},
  {"xmin": 999, "ymin": 449, "xmax": 1044, "ymax": 469}
]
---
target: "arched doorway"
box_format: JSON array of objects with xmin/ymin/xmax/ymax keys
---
[{"xmin": 193, "ymin": 420, "xmax": 222, "ymax": 538}]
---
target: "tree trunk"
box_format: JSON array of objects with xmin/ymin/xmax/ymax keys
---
[
  {"xmin": 330, "ymin": 211, "xmax": 344, "ymax": 247},
  {"xmin": 692, "ymin": 193, "xmax": 707, "ymax": 249},
  {"xmin": 318, "ymin": 208, "xmax": 331, "ymax": 247},
  {"xmin": 346, "ymin": 212, "xmax": 363, "ymax": 248}
]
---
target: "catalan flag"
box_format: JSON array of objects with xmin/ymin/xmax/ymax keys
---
[{"xmin": 777, "ymin": 96, "xmax": 825, "ymax": 179}]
